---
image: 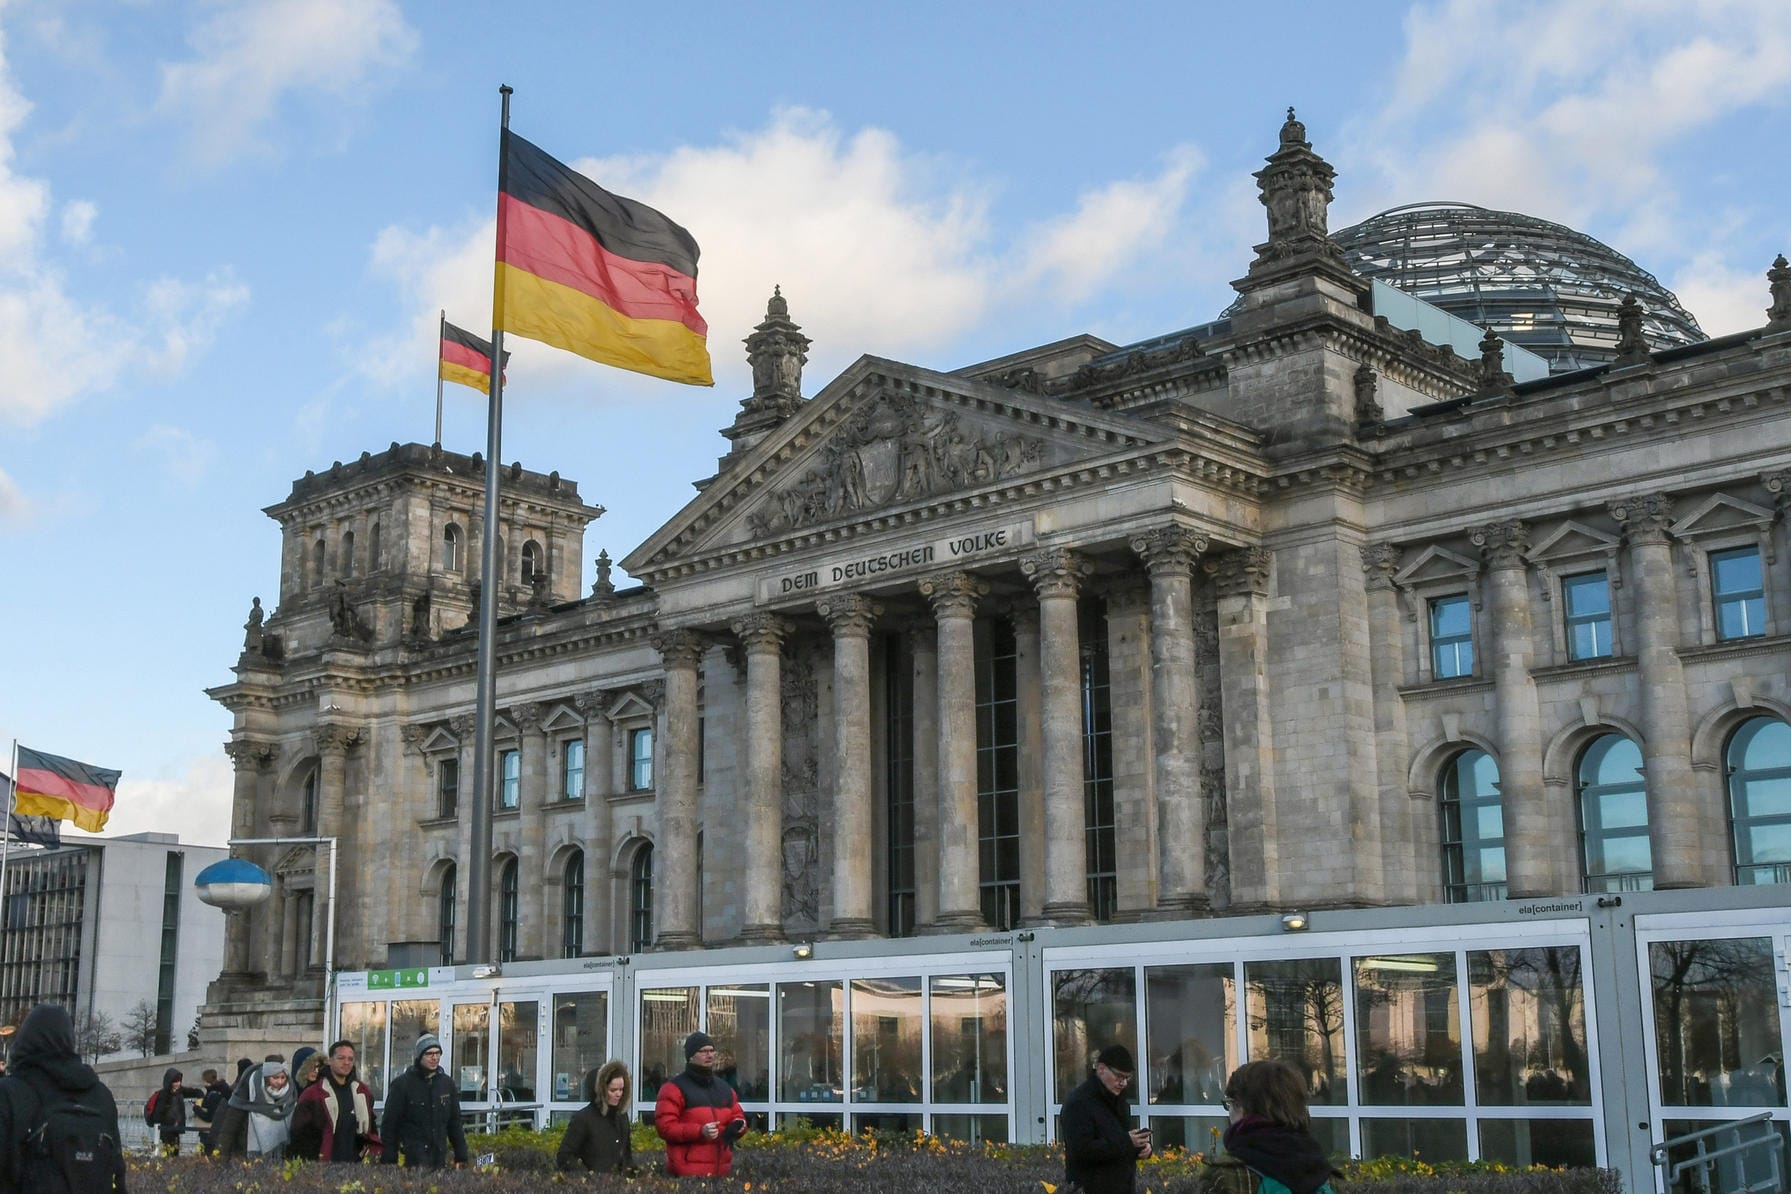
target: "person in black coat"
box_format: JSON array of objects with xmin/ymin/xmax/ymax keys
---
[
  {"xmin": 1060, "ymin": 1044, "xmax": 1152, "ymax": 1194},
  {"xmin": 194, "ymin": 1068, "xmax": 231, "ymax": 1155},
  {"xmin": 151, "ymin": 1066, "xmax": 205, "ymax": 1155},
  {"xmin": 0, "ymin": 1002, "xmax": 129, "ymax": 1193},
  {"xmin": 379, "ymin": 1034, "xmax": 468, "ymax": 1169},
  {"xmin": 557, "ymin": 1059, "xmax": 635, "ymax": 1174}
]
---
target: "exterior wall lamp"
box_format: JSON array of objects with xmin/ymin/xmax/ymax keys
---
[
  {"xmin": 792, "ymin": 943, "xmax": 813, "ymax": 960},
  {"xmin": 1280, "ymin": 911, "xmax": 1310, "ymax": 932}
]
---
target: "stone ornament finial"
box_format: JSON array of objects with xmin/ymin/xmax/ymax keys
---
[
  {"xmin": 591, "ymin": 549, "xmax": 616, "ymax": 598},
  {"xmin": 1615, "ymin": 293, "xmax": 1649, "ymax": 365},
  {"xmin": 1280, "ymin": 106, "xmax": 1307, "ymax": 147},
  {"xmin": 1476, "ymin": 329, "xmax": 1514, "ymax": 396},
  {"xmin": 744, "ymin": 285, "xmax": 811, "ymax": 411},
  {"xmin": 1250, "ymin": 106, "xmax": 1340, "ymax": 270},
  {"xmin": 1768, "ymin": 254, "xmax": 1791, "ymax": 329}
]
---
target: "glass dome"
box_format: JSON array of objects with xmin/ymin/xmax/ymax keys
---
[{"xmin": 1331, "ymin": 202, "xmax": 1705, "ymax": 374}]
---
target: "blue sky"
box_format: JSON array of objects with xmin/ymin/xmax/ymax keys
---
[{"xmin": 2, "ymin": 0, "xmax": 1788, "ymax": 847}]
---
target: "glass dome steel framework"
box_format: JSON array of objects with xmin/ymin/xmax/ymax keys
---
[{"xmin": 1332, "ymin": 202, "xmax": 1706, "ymax": 374}]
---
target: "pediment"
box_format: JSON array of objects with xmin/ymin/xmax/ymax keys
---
[
  {"xmin": 542, "ymin": 703, "xmax": 584, "ymax": 733},
  {"xmin": 1671, "ymin": 492, "xmax": 1776, "ymax": 540},
  {"xmin": 607, "ymin": 691, "xmax": 655, "ymax": 722},
  {"xmin": 272, "ymin": 845, "xmax": 316, "ymax": 876},
  {"xmin": 418, "ymin": 725, "xmax": 459, "ymax": 755},
  {"xmin": 1527, "ymin": 520, "xmax": 1620, "ymax": 564},
  {"xmin": 624, "ymin": 356, "xmax": 1160, "ymax": 578},
  {"xmin": 1394, "ymin": 544, "xmax": 1480, "ymax": 588}
]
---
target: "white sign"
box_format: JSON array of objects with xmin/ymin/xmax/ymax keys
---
[{"xmin": 756, "ymin": 520, "xmax": 1035, "ymax": 604}]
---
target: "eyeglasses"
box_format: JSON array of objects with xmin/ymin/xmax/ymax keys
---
[{"xmin": 1221, "ymin": 1096, "xmax": 1236, "ymax": 1111}]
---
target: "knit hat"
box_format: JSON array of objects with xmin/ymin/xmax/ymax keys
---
[
  {"xmin": 1096, "ymin": 1044, "xmax": 1135, "ymax": 1073},
  {"xmin": 291, "ymin": 1046, "xmax": 318, "ymax": 1084},
  {"xmin": 684, "ymin": 1031, "xmax": 716, "ymax": 1060},
  {"xmin": 414, "ymin": 1033, "xmax": 443, "ymax": 1062}
]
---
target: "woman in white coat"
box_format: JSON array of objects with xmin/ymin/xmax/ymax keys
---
[{"xmin": 243, "ymin": 1061, "xmax": 298, "ymax": 1161}]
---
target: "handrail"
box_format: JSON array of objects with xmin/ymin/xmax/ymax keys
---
[{"xmin": 1650, "ymin": 1113, "xmax": 1785, "ymax": 1194}]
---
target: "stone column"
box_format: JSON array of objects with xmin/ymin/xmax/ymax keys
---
[
  {"xmin": 575, "ymin": 690, "xmax": 616, "ymax": 953},
  {"xmin": 512, "ymin": 702, "xmax": 549, "ymax": 958},
  {"xmin": 1361, "ymin": 546, "xmax": 1417, "ymax": 901},
  {"xmin": 311, "ymin": 723, "xmax": 359, "ymax": 971},
  {"xmin": 652, "ymin": 631, "xmax": 704, "ymax": 949},
  {"xmin": 1020, "ymin": 548, "xmax": 1093, "ymax": 925},
  {"xmin": 1211, "ymin": 548, "xmax": 1278, "ymax": 911},
  {"xmin": 1131, "ymin": 526, "xmax": 1210, "ymax": 915},
  {"xmin": 278, "ymin": 882, "xmax": 299, "ymax": 978},
  {"xmin": 1471, "ymin": 520, "xmax": 1550, "ymax": 897},
  {"xmin": 1611, "ymin": 494, "xmax": 1703, "ymax": 888},
  {"xmin": 1010, "ymin": 606, "xmax": 1046, "ymax": 924},
  {"xmin": 819, "ymin": 595, "xmax": 882, "ymax": 936},
  {"xmin": 448, "ymin": 713, "xmax": 478, "ymax": 960},
  {"xmin": 222, "ymin": 740, "xmax": 275, "ymax": 979},
  {"xmin": 906, "ymin": 620, "xmax": 941, "ymax": 930},
  {"xmin": 731, "ymin": 614, "xmax": 791, "ymax": 942},
  {"xmin": 918, "ymin": 572, "xmax": 990, "ymax": 931},
  {"xmin": 393, "ymin": 726, "xmax": 428, "ymax": 949}
]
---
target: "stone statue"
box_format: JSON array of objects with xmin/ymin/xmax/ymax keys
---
[
  {"xmin": 464, "ymin": 580, "xmax": 482, "ymax": 629},
  {"xmin": 1769, "ymin": 254, "xmax": 1791, "ymax": 329},
  {"xmin": 328, "ymin": 582, "xmax": 355, "ymax": 638},
  {"xmin": 1615, "ymin": 293, "xmax": 1648, "ymax": 363},
  {"xmin": 242, "ymin": 597, "xmax": 264, "ymax": 653},
  {"xmin": 409, "ymin": 589, "xmax": 432, "ymax": 641}
]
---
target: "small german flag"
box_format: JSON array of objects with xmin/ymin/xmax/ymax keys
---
[
  {"xmin": 439, "ymin": 321, "xmax": 509, "ymax": 394},
  {"xmin": 11, "ymin": 746, "xmax": 119, "ymax": 833},
  {"xmin": 494, "ymin": 131, "xmax": 712, "ymax": 386}
]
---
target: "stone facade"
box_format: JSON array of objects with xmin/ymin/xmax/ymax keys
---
[{"xmin": 205, "ymin": 114, "xmax": 1791, "ymax": 1037}]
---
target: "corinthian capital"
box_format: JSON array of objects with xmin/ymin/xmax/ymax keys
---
[
  {"xmin": 1205, "ymin": 546, "xmax": 1272, "ymax": 596},
  {"xmin": 1470, "ymin": 520, "xmax": 1530, "ymax": 568},
  {"xmin": 1608, "ymin": 493, "xmax": 1675, "ymax": 544},
  {"xmin": 731, "ymin": 613, "xmax": 791, "ymax": 653},
  {"xmin": 1360, "ymin": 544, "xmax": 1402, "ymax": 592},
  {"xmin": 1020, "ymin": 547, "xmax": 1091, "ymax": 598},
  {"xmin": 313, "ymin": 723, "xmax": 361, "ymax": 756},
  {"xmin": 917, "ymin": 571, "xmax": 989, "ymax": 618},
  {"xmin": 223, "ymin": 739, "xmax": 278, "ymax": 771},
  {"xmin": 509, "ymin": 701, "xmax": 548, "ymax": 734},
  {"xmin": 817, "ymin": 595, "xmax": 882, "ymax": 638},
  {"xmin": 1130, "ymin": 525, "xmax": 1210, "ymax": 575},
  {"xmin": 651, "ymin": 627, "xmax": 706, "ymax": 668}
]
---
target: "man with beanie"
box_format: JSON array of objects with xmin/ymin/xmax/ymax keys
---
[
  {"xmin": 380, "ymin": 1034, "xmax": 468, "ymax": 1169},
  {"xmin": 654, "ymin": 1030, "xmax": 747, "ymax": 1177},
  {"xmin": 1060, "ymin": 1044, "xmax": 1152, "ymax": 1194}
]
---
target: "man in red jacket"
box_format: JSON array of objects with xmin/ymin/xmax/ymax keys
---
[
  {"xmin": 654, "ymin": 1032, "xmax": 748, "ymax": 1177},
  {"xmin": 291, "ymin": 1041, "xmax": 379, "ymax": 1162}
]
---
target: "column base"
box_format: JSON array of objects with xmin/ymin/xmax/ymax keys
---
[
  {"xmin": 923, "ymin": 911, "xmax": 988, "ymax": 935},
  {"xmin": 736, "ymin": 923, "xmax": 786, "ymax": 945},
  {"xmin": 1141, "ymin": 894, "xmax": 1213, "ymax": 921},
  {"xmin": 824, "ymin": 918, "xmax": 878, "ymax": 940},
  {"xmin": 652, "ymin": 931, "xmax": 703, "ymax": 951},
  {"xmin": 1040, "ymin": 901, "xmax": 1092, "ymax": 927}
]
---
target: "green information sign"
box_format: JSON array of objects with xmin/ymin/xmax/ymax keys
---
[{"xmin": 366, "ymin": 968, "xmax": 430, "ymax": 990}]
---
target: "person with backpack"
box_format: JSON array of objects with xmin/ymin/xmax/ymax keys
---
[
  {"xmin": 147, "ymin": 1067, "xmax": 205, "ymax": 1155},
  {"xmin": 1060, "ymin": 1044, "xmax": 1152, "ymax": 1194},
  {"xmin": 1196, "ymin": 1060, "xmax": 1338, "ymax": 1194},
  {"xmin": 0, "ymin": 1002, "xmax": 128, "ymax": 1193}
]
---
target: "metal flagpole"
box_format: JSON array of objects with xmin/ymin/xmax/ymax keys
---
[
  {"xmin": 435, "ymin": 310, "xmax": 446, "ymax": 447},
  {"xmin": 0, "ymin": 740, "xmax": 19, "ymax": 943},
  {"xmin": 466, "ymin": 83, "xmax": 514, "ymax": 965}
]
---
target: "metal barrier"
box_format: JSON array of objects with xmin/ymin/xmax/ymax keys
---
[
  {"xmin": 1651, "ymin": 1114, "xmax": 1787, "ymax": 1194},
  {"xmin": 461, "ymin": 1099, "xmax": 542, "ymax": 1135}
]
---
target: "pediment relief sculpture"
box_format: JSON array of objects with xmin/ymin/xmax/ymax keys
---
[{"xmin": 745, "ymin": 394, "xmax": 1046, "ymax": 537}]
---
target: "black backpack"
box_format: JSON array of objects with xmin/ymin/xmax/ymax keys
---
[{"xmin": 17, "ymin": 1082, "xmax": 124, "ymax": 1193}]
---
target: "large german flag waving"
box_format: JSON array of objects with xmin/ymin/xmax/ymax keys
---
[
  {"xmin": 11, "ymin": 746, "xmax": 119, "ymax": 833},
  {"xmin": 495, "ymin": 131, "xmax": 713, "ymax": 386}
]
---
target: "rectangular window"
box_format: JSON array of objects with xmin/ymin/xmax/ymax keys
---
[
  {"xmin": 156, "ymin": 852, "xmax": 183, "ymax": 1055},
  {"xmin": 437, "ymin": 758, "xmax": 459, "ymax": 819},
  {"xmin": 498, "ymin": 749, "xmax": 520, "ymax": 810},
  {"xmin": 561, "ymin": 739, "xmax": 584, "ymax": 801},
  {"xmin": 975, "ymin": 619, "xmax": 1021, "ymax": 931},
  {"xmin": 1080, "ymin": 600, "xmax": 1117, "ymax": 922},
  {"xmin": 1430, "ymin": 594, "xmax": 1474, "ymax": 679},
  {"xmin": 1562, "ymin": 570, "xmax": 1613, "ymax": 660},
  {"xmin": 629, "ymin": 728, "xmax": 654, "ymax": 791},
  {"xmin": 1711, "ymin": 546, "xmax": 1766, "ymax": 640},
  {"xmin": 884, "ymin": 635, "xmax": 916, "ymax": 938}
]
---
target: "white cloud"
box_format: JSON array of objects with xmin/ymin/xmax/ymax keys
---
[
  {"xmin": 132, "ymin": 424, "xmax": 218, "ymax": 487},
  {"xmin": 155, "ymin": 0, "xmax": 417, "ymax": 165},
  {"xmin": 362, "ymin": 108, "xmax": 1205, "ymax": 395},
  {"xmin": 59, "ymin": 198, "xmax": 95, "ymax": 245},
  {"xmin": 68, "ymin": 754, "xmax": 234, "ymax": 848},
  {"xmin": 0, "ymin": 465, "xmax": 28, "ymax": 525},
  {"xmin": 1671, "ymin": 253, "xmax": 1775, "ymax": 337}
]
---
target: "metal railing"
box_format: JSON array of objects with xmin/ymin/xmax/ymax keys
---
[{"xmin": 1651, "ymin": 1113, "xmax": 1786, "ymax": 1194}]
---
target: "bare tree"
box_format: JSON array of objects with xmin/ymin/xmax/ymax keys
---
[
  {"xmin": 73, "ymin": 1009, "xmax": 122, "ymax": 1064},
  {"xmin": 123, "ymin": 999, "xmax": 159, "ymax": 1058}
]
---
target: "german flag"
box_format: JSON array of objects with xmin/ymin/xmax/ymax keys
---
[
  {"xmin": 495, "ymin": 131, "xmax": 712, "ymax": 386},
  {"xmin": 11, "ymin": 746, "xmax": 119, "ymax": 833},
  {"xmin": 440, "ymin": 321, "xmax": 509, "ymax": 394},
  {"xmin": 0, "ymin": 772, "xmax": 62, "ymax": 846}
]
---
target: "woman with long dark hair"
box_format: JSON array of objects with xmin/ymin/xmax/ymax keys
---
[
  {"xmin": 557, "ymin": 1059, "xmax": 635, "ymax": 1175},
  {"xmin": 1197, "ymin": 1060, "xmax": 1338, "ymax": 1194}
]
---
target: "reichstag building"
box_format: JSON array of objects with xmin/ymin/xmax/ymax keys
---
[{"xmin": 204, "ymin": 113, "xmax": 1791, "ymax": 1182}]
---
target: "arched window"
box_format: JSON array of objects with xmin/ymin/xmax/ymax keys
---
[
  {"xmin": 562, "ymin": 850, "xmax": 585, "ymax": 958},
  {"xmin": 301, "ymin": 770, "xmax": 318, "ymax": 835},
  {"xmin": 341, "ymin": 530, "xmax": 355, "ymax": 576},
  {"xmin": 443, "ymin": 524, "xmax": 462, "ymax": 573},
  {"xmin": 1577, "ymin": 734, "xmax": 1653, "ymax": 893},
  {"xmin": 629, "ymin": 844, "xmax": 653, "ymax": 952},
  {"xmin": 367, "ymin": 520, "xmax": 381, "ymax": 571},
  {"xmin": 521, "ymin": 540, "xmax": 544, "ymax": 586},
  {"xmin": 498, "ymin": 857, "xmax": 519, "ymax": 963},
  {"xmin": 1726, "ymin": 717, "xmax": 1791, "ymax": 885},
  {"xmin": 1440, "ymin": 749, "xmax": 1505, "ymax": 902},
  {"xmin": 312, "ymin": 537, "xmax": 327, "ymax": 587},
  {"xmin": 438, "ymin": 864, "xmax": 457, "ymax": 967}
]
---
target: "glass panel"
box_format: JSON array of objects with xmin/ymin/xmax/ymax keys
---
[
  {"xmin": 338, "ymin": 1001, "xmax": 388, "ymax": 1099},
  {"xmin": 390, "ymin": 999, "xmax": 440, "ymax": 1078},
  {"xmin": 851, "ymin": 977, "xmax": 922, "ymax": 1103},
  {"xmin": 779, "ymin": 980, "xmax": 844, "ymax": 1103},
  {"xmin": 1244, "ymin": 958, "xmax": 1344, "ymax": 1105},
  {"xmin": 551, "ymin": 991, "xmax": 607, "ymax": 1103},
  {"xmin": 1145, "ymin": 963, "xmax": 1234, "ymax": 1106},
  {"xmin": 931, "ymin": 973, "xmax": 1007, "ymax": 1105},
  {"xmin": 1651, "ymin": 937, "xmax": 1787, "ymax": 1107},
  {"xmin": 1468, "ymin": 947, "xmax": 1591, "ymax": 1106},
  {"xmin": 708, "ymin": 984, "xmax": 771, "ymax": 1101},
  {"xmin": 451, "ymin": 1003, "xmax": 490, "ymax": 1100},
  {"xmin": 1052, "ymin": 968, "xmax": 1136, "ymax": 1103},
  {"xmin": 853, "ymin": 1111, "xmax": 922, "ymax": 1135},
  {"xmin": 1360, "ymin": 1117, "xmax": 1468, "ymax": 1162},
  {"xmin": 782, "ymin": 1111, "xmax": 841, "ymax": 1132},
  {"xmin": 931, "ymin": 1113, "xmax": 1007, "ymax": 1144},
  {"xmin": 1479, "ymin": 1118, "xmax": 1597, "ymax": 1169},
  {"xmin": 1355, "ymin": 953, "xmax": 1462, "ymax": 1105},
  {"xmin": 1148, "ymin": 1114, "xmax": 1228, "ymax": 1154},
  {"xmin": 639, "ymin": 987, "xmax": 699, "ymax": 1105},
  {"xmin": 496, "ymin": 1001, "xmax": 537, "ymax": 1102}
]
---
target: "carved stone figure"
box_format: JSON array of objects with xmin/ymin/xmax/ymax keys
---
[
  {"xmin": 1769, "ymin": 254, "xmax": 1791, "ymax": 329},
  {"xmin": 326, "ymin": 581, "xmax": 370, "ymax": 642},
  {"xmin": 409, "ymin": 589, "xmax": 432, "ymax": 641},
  {"xmin": 1615, "ymin": 293, "xmax": 1649, "ymax": 364},
  {"xmin": 243, "ymin": 597, "xmax": 264, "ymax": 653},
  {"xmin": 1354, "ymin": 364, "xmax": 1383, "ymax": 425}
]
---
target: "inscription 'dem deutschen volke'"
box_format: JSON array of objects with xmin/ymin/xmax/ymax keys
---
[{"xmin": 756, "ymin": 521, "xmax": 1037, "ymax": 605}]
